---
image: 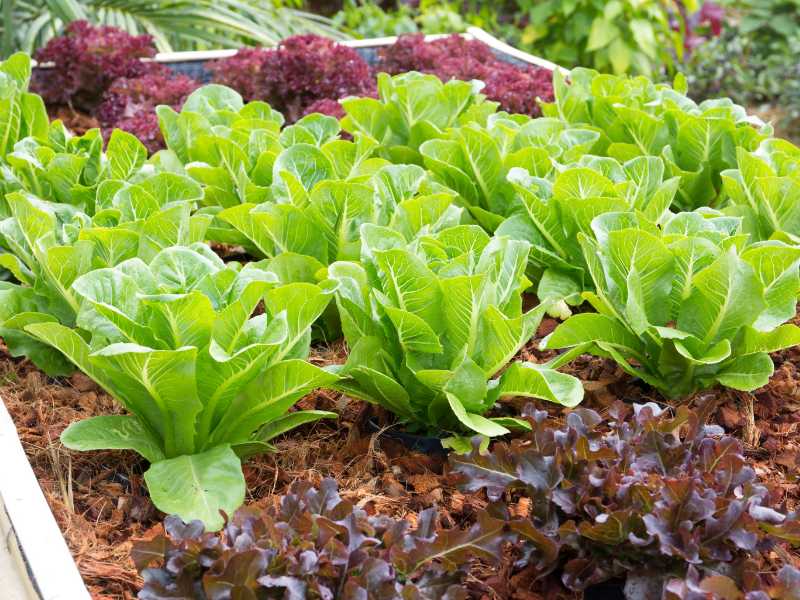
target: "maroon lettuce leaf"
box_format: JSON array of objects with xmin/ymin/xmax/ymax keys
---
[
  {"xmin": 376, "ymin": 34, "xmax": 554, "ymax": 117},
  {"xmin": 451, "ymin": 402, "xmax": 798, "ymax": 595},
  {"xmin": 134, "ymin": 479, "xmax": 509, "ymax": 599},
  {"xmin": 207, "ymin": 35, "xmax": 375, "ymax": 122},
  {"xmin": 32, "ymin": 20, "xmax": 157, "ymax": 112}
]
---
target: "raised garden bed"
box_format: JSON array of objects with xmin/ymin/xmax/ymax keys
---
[{"xmin": 2, "ymin": 25, "xmax": 800, "ymax": 600}]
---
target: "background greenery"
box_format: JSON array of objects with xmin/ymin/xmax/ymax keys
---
[
  {"xmin": 0, "ymin": 0, "xmax": 344, "ymax": 55},
  {"xmin": 1, "ymin": 0, "xmax": 798, "ymax": 141},
  {"xmin": 328, "ymin": 0, "xmax": 800, "ymax": 141}
]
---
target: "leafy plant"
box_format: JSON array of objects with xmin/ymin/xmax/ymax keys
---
[
  {"xmin": 218, "ymin": 163, "xmax": 459, "ymax": 270},
  {"xmin": 376, "ymin": 33, "xmax": 555, "ymax": 118},
  {"xmin": 24, "ymin": 246, "xmax": 337, "ymax": 528},
  {"xmin": 420, "ymin": 114, "xmax": 601, "ymax": 229},
  {"xmin": 722, "ymin": 138, "xmax": 800, "ymax": 243},
  {"xmin": 341, "ymin": 71, "xmax": 496, "ymax": 164},
  {"xmin": 2, "ymin": 122, "xmax": 124, "ymax": 212},
  {"xmin": 542, "ymin": 68, "xmax": 770, "ymax": 210},
  {"xmin": 326, "ymin": 226, "xmax": 583, "ymax": 444},
  {"xmin": 541, "ymin": 212, "xmax": 800, "ymax": 398},
  {"xmin": 0, "ymin": 155, "xmax": 208, "ymax": 374},
  {"xmin": 207, "ymin": 34, "xmax": 374, "ymax": 123},
  {"xmin": 156, "ymin": 84, "xmax": 287, "ymax": 209},
  {"xmin": 451, "ymin": 402, "xmax": 800, "ymax": 595},
  {"xmin": 498, "ymin": 155, "xmax": 679, "ymax": 315},
  {"xmin": 97, "ymin": 70, "xmax": 200, "ymax": 154},
  {"xmin": 511, "ymin": 0, "xmax": 681, "ymax": 77},
  {"xmin": 332, "ymin": 0, "xmax": 467, "ymax": 38},
  {"xmin": 134, "ymin": 478, "xmax": 509, "ymax": 599},
  {"xmin": 736, "ymin": 0, "xmax": 800, "ymax": 43},
  {"xmin": 0, "ymin": 52, "xmax": 47, "ymax": 170},
  {"xmin": 680, "ymin": 11, "xmax": 800, "ymax": 144},
  {"xmin": 31, "ymin": 21, "xmax": 156, "ymax": 113}
]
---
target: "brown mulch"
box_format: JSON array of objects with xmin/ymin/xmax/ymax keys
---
[
  {"xmin": 2, "ymin": 309, "xmax": 800, "ymax": 599},
  {"xmin": 48, "ymin": 105, "xmax": 101, "ymax": 137},
  {"xmin": 0, "ymin": 340, "xmax": 470, "ymax": 599}
]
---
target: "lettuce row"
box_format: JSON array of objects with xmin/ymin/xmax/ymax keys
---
[{"xmin": 542, "ymin": 68, "xmax": 770, "ymax": 211}]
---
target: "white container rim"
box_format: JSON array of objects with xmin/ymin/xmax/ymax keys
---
[{"xmin": 0, "ymin": 397, "xmax": 91, "ymax": 599}]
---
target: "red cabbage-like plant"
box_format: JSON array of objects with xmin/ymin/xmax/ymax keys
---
[
  {"xmin": 376, "ymin": 34, "xmax": 554, "ymax": 117},
  {"xmin": 452, "ymin": 402, "xmax": 800, "ymax": 596},
  {"xmin": 32, "ymin": 20, "xmax": 157, "ymax": 112},
  {"xmin": 97, "ymin": 68, "xmax": 200, "ymax": 153},
  {"xmin": 208, "ymin": 34, "xmax": 375, "ymax": 122},
  {"xmin": 134, "ymin": 479, "xmax": 510, "ymax": 599}
]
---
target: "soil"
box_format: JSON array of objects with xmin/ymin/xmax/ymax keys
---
[
  {"xmin": 48, "ymin": 105, "xmax": 101, "ymax": 137},
  {"xmin": 2, "ymin": 309, "xmax": 800, "ymax": 599}
]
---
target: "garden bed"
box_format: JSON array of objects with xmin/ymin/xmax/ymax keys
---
[
  {"xmin": 3, "ymin": 22, "xmax": 800, "ymax": 600},
  {"xmin": 2, "ymin": 312, "xmax": 800, "ymax": 598}
]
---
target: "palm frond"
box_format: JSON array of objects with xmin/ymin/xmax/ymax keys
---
[{"xmin": 1, "ymin": 0, "xmax": 349, "ymax": 57}]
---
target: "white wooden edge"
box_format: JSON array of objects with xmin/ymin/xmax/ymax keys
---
[
  {"xmin": 466, "ymin": 27, "xmax": 569, "ymax": 75},
  {"xmin": 0, "ymin": 398, "xmax": 90, "ymax": 600},
  {"xmin": 33, "ymin": 29, "xmax": 566, "ymax": 75}
]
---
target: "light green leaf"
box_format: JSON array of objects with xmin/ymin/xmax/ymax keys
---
[
  {"xmin": 489, "ymin": 362, "xmax": 584, "ymax": 408},
  {"xmin": 61, "ymin": 415, "xmax": 165, "ymax": 463},
  {"xmin": 715, "ymin": 353, "xmax": 774, "ymax": 391},
  {"xmin": 144, "ymin": 444, "xmax": 245, "ymax": 531},
  {"xmin": 446, "ymin": 393, "xmax": 509, "ymax": 437}
]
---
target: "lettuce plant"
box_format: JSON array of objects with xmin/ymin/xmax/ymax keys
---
[
  {"xmin": 341, "ymin": 71, "xmax": 496, "ymax": 164},
  {"xmin": 0, "ymin": 164, "xmax": 208, "ymax": 374},
  {"xmin": 327, "ymin": 226, "xmax": 583, "ymax": 444},
  {"xmin": 24, "ymin": 246, "xmax": 337, "ymax": 528},
  {"xmin": 157, "ymin": 85, "xmax": 286, "ymax": 208},
  {"xmin": 2, "ymin": 123, "xmax": 150, "ymax": 214},
  {"xmin": 157, "ymin": 86, "xmax": 385, "ymax": 214},
  {"xmin": 0, "ymin": 192, "xmax": 92, "ymax": 374},
  {"xmin": 498, "ymin": 156, "xmax": 679, "ymax": 315},
  {"xmin": 452, "ymin": 402, "xmax": 800, "ymax": 595},
  {"xmin": 542, "ymin": 212, "xmax": 800, "ymax": 398},
  {"xmin": 135, "ymin": 479, "xmax": 508, "ymax": 600},
  {"xmin": 542, "ymin": 68, "xmax": 771, "ymax": 210},
  {"xmin": 420, "ymin": 115, "xmax": 601, "ymax": 230},
  {"xmin": 722, "ymin": 138, "xmax": 800, "ymax": 243}
]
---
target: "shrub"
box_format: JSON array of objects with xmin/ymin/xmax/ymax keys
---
[
  {"xmin": 207, "ymin": 34, "xmax": 375, "ymax": 122},
  {"xmin": 452, "ymin": 402, "xmax": 800, "ymax": 595},
  {"xmin": 134, "ymin": 478, "xmax": 508, "ymax": 600}
]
